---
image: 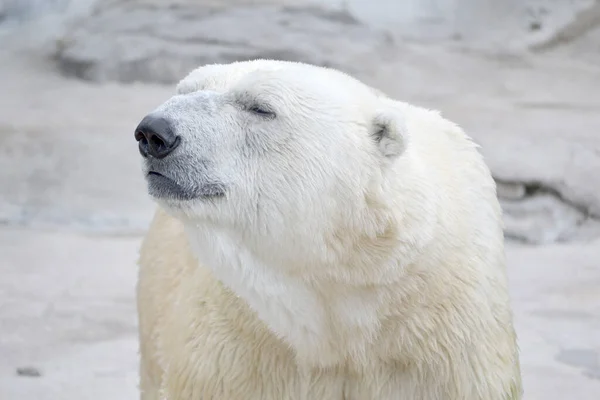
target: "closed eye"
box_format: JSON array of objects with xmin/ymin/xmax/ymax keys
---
[{"xmin": 248, "ymin": 104, "xmax": 276, "ymax": 119}]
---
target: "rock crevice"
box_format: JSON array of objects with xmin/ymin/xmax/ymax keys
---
[{"xmin": 496, "ymin": 179, "xmax": 600, "ymax": 244}]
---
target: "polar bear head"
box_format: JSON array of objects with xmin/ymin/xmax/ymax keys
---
[{"xmin": 134, "ymin": 60, "xmax": 437, "ymax": 280}]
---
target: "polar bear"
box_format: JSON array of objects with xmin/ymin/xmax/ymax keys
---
[{"xmin": 134, "ymin": 60, "xmax": 522, "ymax": 400}]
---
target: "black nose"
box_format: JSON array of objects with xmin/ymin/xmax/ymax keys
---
[{"xmin": 134, "ymin": 115, "xmax": 180, "ymax": 159}]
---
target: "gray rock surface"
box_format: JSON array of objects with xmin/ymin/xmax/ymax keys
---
[
  {"xmin": 0, "ymin": 0, "xmax": 73, "ymax": 21},
  {"xmin": 0, "ymin": 54, "xmax": 169, "ymax": 234},
  {"xmin": 51, "ymin": 0, "xmax": 600, "ymax": 84},
  {"xmin": 0, "ymin": 228, "xmax": 140, "ymax": 400},
  {"xmin": 0, "ymin": 0, "xmax": 97, "ymax": 51},
  {"xmin": 54, "ymin": 2, "xmax": 389, "ymax": 84},
  {"xmin": 333, "ymin": 0, "xmax": 597, "ymax": 50}
]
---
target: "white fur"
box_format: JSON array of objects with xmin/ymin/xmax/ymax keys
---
[{"xmin": 137, "ymin": 60, "xmax": 522, "ymax": 399}]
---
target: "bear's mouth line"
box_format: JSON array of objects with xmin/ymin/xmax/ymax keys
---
[{"xmin": 146, "ymin": 170, "xmax": 226, "ymax": 200}]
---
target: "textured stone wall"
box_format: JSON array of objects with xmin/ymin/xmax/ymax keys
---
[{"xmin": 2, "ymin": 0, "xmax": 595, "ymax": 47}]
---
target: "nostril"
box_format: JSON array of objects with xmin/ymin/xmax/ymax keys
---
[
  {"xmin": 149, "ymin": 133, "xmax": 166, "ymax": 151},
  {"xmin": 134, "ymin": 130, "xmax": 146, "ymax": 142}
]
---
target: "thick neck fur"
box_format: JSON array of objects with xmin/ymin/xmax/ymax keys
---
[
  {"xmin": 181, "ymin": 173, "xmax": 442, "ymax": 370},
  {"xmin": 180, "ymin": 192, "xmax": 520, "ymax": 398},
  {"xmin": 184, "ymin": 219, "xmax": 417, "ymax": 370}
]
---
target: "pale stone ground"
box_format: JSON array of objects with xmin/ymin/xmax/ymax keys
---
[{"xmin": 1, "ymin": 1, "xmax": 599, "ymax": 399}]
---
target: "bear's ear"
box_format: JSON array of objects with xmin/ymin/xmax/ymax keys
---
[{"xmin": 370, "ymin": 105, "xmax": 409, "ymax": 159}]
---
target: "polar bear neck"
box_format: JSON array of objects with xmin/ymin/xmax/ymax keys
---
[{"xmin": 184, "ymin": 223, "xmax": 384, "ymax": 368}]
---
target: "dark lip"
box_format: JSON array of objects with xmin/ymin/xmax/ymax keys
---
[
  {"xmin": 146, "ymin": 171, "xmax": 196, "ymax": 200},
  {"xmin": 145, "ymin": 170, "xmax": 226, "ymax": 200}
]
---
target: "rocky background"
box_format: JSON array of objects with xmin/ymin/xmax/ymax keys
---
[{"xmin": 0, "ymin": 0, "xmax": 599, "ymax": 399}]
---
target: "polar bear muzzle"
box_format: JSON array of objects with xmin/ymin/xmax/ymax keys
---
[{"xmin": 134, "ymin": 112, "xmax": 226, "ymax": 201}]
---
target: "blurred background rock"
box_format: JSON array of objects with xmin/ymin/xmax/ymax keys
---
[{"xmin": 1, "ymin": 1, "xmax": 599, "ymax": 399}]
